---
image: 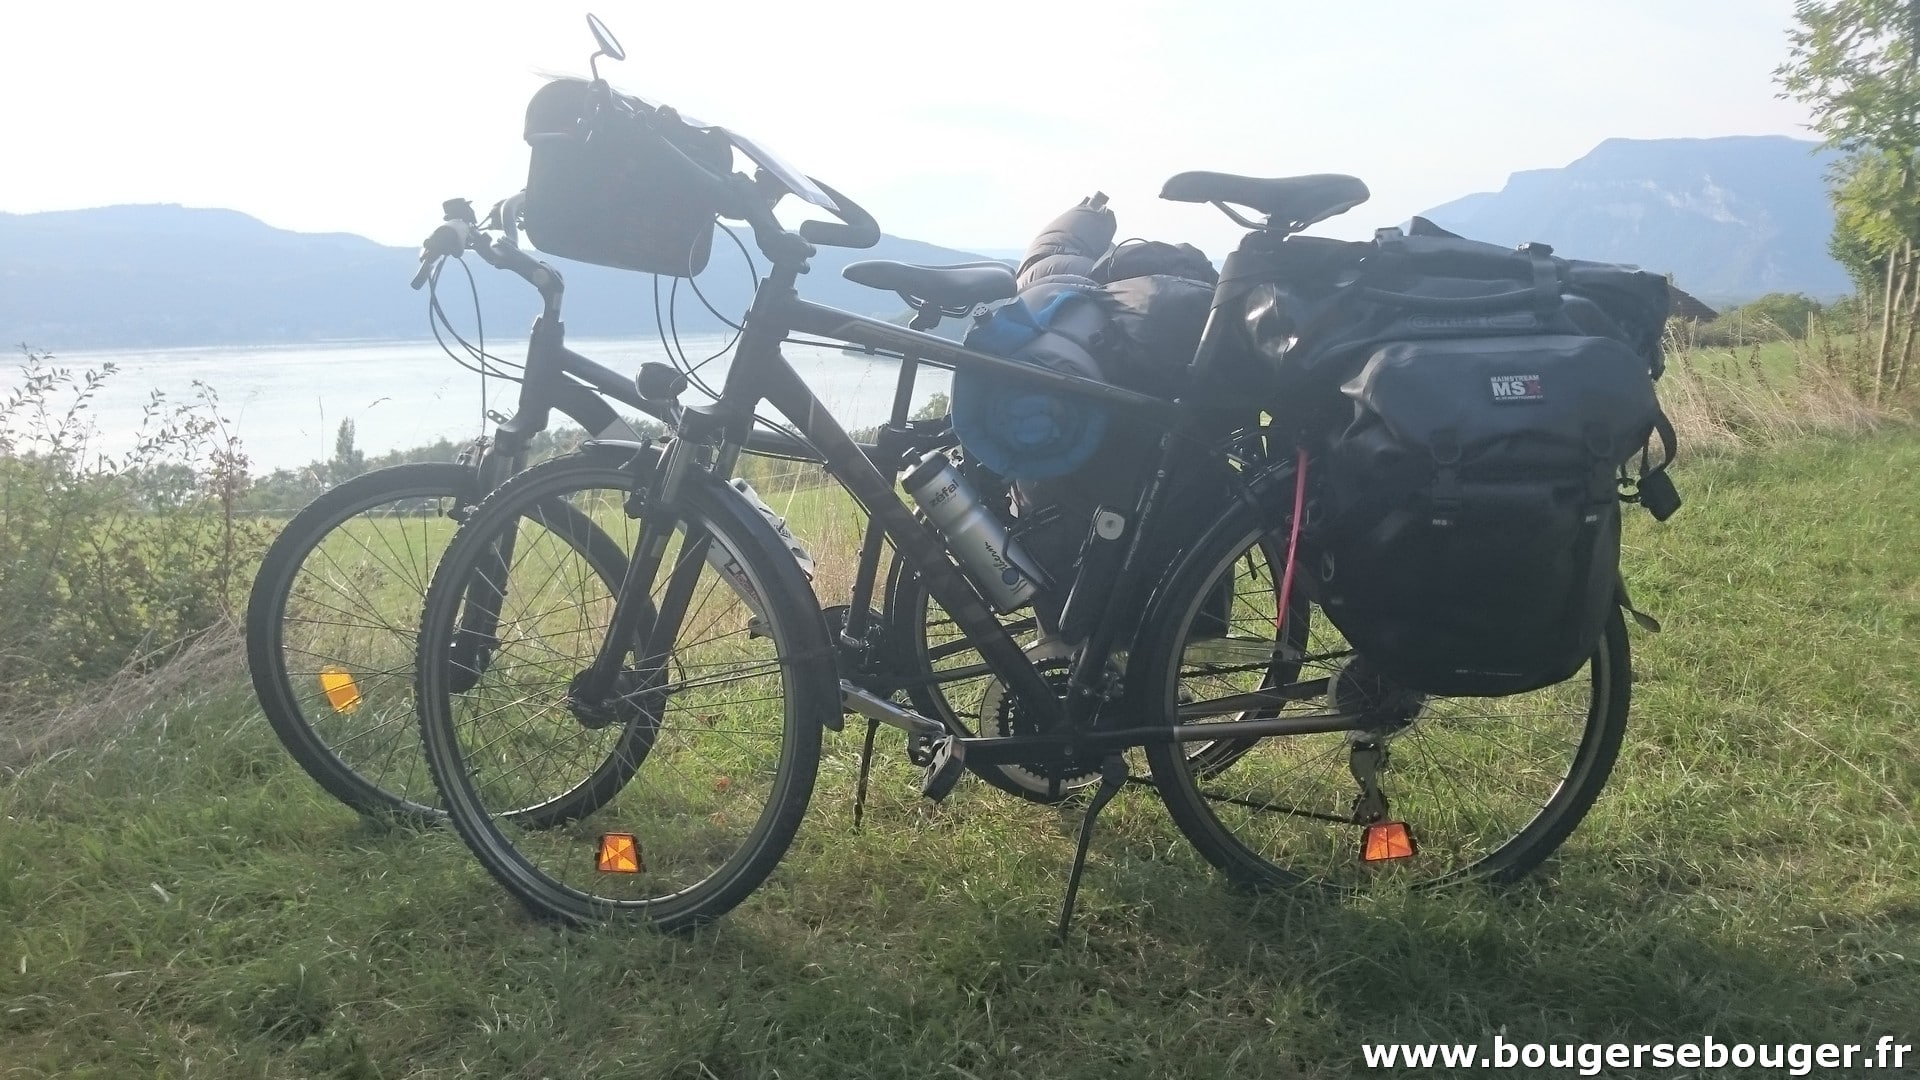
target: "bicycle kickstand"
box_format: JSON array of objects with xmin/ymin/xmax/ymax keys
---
[
  {"xmin": 852, "ymin": 717, "xmax": 881, "ymax": 830},
  {"xmin": 1056, "ymin": 753, "xmax": 1129, "ymax": 940}
]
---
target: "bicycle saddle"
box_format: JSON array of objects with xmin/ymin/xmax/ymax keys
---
[
  {"xmin": 842, "ymin": 260, "xmax": 1017, "ymax": 308},
  {"xmin": 1159, "ymin": 172, "xmax": 1370, "ymax": 230}
]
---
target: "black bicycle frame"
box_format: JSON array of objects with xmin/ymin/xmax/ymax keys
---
[
  {"xmin": 445, "ymin": 258, "xmax": 821, "ymax": 686},
  {"xmin": 585, "ymin": 251, "xmax": 1366, "ymax": 760}
]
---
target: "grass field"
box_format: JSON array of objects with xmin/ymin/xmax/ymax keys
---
[{"xmin": 2, "ymin": 430, "xmax": 1916, "ymax": 1078}]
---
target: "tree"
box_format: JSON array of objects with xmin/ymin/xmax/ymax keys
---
[
  {"xmin": 1746, "ymin": 292, "xmax": 1827, "ymax": 337},
  {"xmin": 1778, "ymin": 0, "xmax": 1920, "ymax": 397},
  {"xmin": 913, "ymin": 391, "xmax": 951, "ymax": 421},
  {"xmin": 329, "ymin": 419, "xmax": 367, "ymax": 482}
]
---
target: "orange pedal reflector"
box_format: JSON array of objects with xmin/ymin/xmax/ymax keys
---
[
  {"xmin": 1361, "ymin": 822, "xmax": 1417, "ymax": 862},
  {"xmin": 597, "ymin": 833, "xmax": 642, "ymax": 874},
  {"xmin": 318, "ymin": 667, "xmax": 362, "ymax": 714}
]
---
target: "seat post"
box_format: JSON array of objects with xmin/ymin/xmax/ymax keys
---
[{"xmin": 842, "ymin": 298, "xmax": 937, "ymax": 652}]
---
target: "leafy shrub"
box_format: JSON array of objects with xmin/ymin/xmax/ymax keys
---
[{"xmin": 0, "ymin": 348, "xmax": 269, "ymax": 711}]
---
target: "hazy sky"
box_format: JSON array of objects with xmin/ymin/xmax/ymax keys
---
[{"xmin": 3, "ymin": 0, "xmax": 1816, "ymax": 260}]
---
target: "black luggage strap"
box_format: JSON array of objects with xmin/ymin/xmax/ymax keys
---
[
  {"xmin": 1581, "ymin": 422, "xmax": 1622, "ymax": 507},
  {"xmin": 1428, "ymin": 429, "xmax": 1463, "ymax": 527},
  {"xmin": 1616, "ymin": 571, "xmax": 1662, "ymax": 633},
  {"xmin": 1519, "ymin": 244, "xmax": 1562, "ymax": 318},
  {"xmin": 1619, "ymin": 408, "xmax": 1682, "ymax": 521},
  {"xmin": 1644, "ymin": 408, "xmax": 1678, "ymax": 475}
]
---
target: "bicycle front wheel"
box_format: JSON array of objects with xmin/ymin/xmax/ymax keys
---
[
  {"xmin": 246, "ymin": 462, "xmax": 629, "ymax": 821},
  {"xmin": 416, "ymin": 448, "xmax": 829, "ymax": 930},
  {"xmin": 1137, "ymin": 502, "xmax": 1630, "ymax": 892}
]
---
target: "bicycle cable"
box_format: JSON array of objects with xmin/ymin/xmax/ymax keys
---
[
  {"xmin": 648, "ymin": 219, "xmax": 825, "ymax": 463},
  {"xmin": 465, "ymin": 256, "xmax": 488, "ymax": 439},
  {"xmin": 427, "ymin": 257, "xmax": 527, "ymax": 384}
]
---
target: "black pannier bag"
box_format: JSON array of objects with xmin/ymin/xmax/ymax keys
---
[
  {"xmin": 1281, "ymin": 222, "xmax": 1676, "ymax": 697},
  {"xmin": 522, "ymin": 77, "xmax": 735, "ymax": 276}
]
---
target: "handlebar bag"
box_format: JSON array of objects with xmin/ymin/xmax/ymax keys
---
[{"xmin": 522, "ymin": 77, "xmax": 734, "ymax": 276}]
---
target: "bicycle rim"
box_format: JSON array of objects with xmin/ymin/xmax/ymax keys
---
[
  {"xmin": 247, "ymin": 463, "xmax": 474, "ymax": 819},
  {"xmin": 417, "ymin": 452, "xmax": 825, "ymax": 928},
  {"xmin": 1143, "ymin": 515, "xmax": 1630, "ymax": 891}
]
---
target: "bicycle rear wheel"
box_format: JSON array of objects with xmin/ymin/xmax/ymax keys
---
[
  {"xmin": 884, "ymin": 538, "xmax": 1294, "ymax": 803},
  {"xmin": 1137, "ymin": 502, "xmax": 1629, "ymax": 891},
  {"xmin": 882, "ymin": 553, "xmax": 1054, "ymax": 799},
  {"xmin": 415, "ymin": 448, "xmax": 829, "ymax": 929},
  {"xmin": 246, "ymin": 463, "xmax": 629, "ymax": 821}
]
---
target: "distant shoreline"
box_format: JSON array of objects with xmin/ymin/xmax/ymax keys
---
[
  {"xmin": 23, "ymin": 337, "xmax": 445, "ymax": 357},
  {"xmin": 2, "ymin": 337, "xmax": 950, "ymax": 474}
]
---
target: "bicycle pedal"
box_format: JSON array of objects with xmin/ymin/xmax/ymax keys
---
[
  {"xmin": 906, "ymin": 730, "xmax": 938, "ymax": 767},
  {"xmin": 919, "ymin": 736, "xmax": 966, "ymax": 802}
]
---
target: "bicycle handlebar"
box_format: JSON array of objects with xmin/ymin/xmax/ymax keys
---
[
  {"xmin": 493, "ymin": 192, "xmax": 526, "ymax": 249},
  {"xmin": 633, "ymin": 119, "xmax": 880, "ymax": 255},
  {"xmin": 405, "ymin": 195, "xmax": 890, "ymax": 467},
  {"xmin": 409, "ymin": 211, "xmax": 557, "ymax": 297},
  {"xmin": 796, "ymin": 178, "xmax": 880, "ymax": 250},
  {"xmin": 409, "ymin": 220, "xmax": 474, "ymax": 289}
]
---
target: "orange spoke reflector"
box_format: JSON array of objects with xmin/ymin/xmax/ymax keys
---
[
  {"xmin": 597, "ymin": 833, "xmax": 642, "ymax": 874},
  {"xmin": 318, "ymin": 667, "xmax": 362, "ymax": 714},
  {"xmin": 1361, "ymin": 822, "xmax": 1417, "ymax": 862}
]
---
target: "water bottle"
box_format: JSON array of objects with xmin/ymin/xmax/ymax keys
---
[{"xmin": 900, "ymin": 451, "xmax": 1047, "ymax": 613}]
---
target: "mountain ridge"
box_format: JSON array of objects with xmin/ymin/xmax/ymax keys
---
[
  {"xmin": 0, "ymin": 203, "xmax": 993, "ymax": 350},
  {"xmin": 1416, "ymin": 135, "xmax": 1848, "ymax": 304},
  {"xmin": 3, "ymin": 138, "xmax": 1860, "ymax": 350}
]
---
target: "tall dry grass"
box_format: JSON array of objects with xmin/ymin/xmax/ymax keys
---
[
  {"xmin": 0, "ymin": 619, "xmax": 244, "ymax": 775},
  {"xmin": 1660, "ymin": 318, "xmax": 1903, "ymax": 452}
]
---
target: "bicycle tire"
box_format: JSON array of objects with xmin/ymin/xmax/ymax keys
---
[
  {"xmin": 245, "ymin": 462, "xmax": 628, "ymax": 821},
  {"xmin": 1137, "ymin": 501, "xmax": 1630, "ymax": 891},
  {"xmin": 415, "ymin": 448, "xmax": 829, "ymax": 930}
]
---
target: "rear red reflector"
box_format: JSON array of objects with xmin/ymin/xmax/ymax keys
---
[{"xmin": 1361, "ymin": 822, "xmax": 1417, "ymax": 862}]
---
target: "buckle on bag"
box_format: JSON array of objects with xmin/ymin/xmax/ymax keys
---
[{"xmin": 1428, "ymin": 433, "xmax": 1463, "ymax": 527}]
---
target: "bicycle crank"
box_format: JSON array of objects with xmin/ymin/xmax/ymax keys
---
[{"xmin": 975, "ymin": 636, "xmax": 1106, "ymax": 801}]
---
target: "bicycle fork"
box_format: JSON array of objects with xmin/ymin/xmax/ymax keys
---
[
  {"xmin": 446, "ymin": 448, "xmax": 524, "ymax": 693},
  {"xmin": 568, "ymin": 437, "xmax": 710, "ymax": 719}
]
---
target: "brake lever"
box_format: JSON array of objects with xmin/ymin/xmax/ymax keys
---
[
  {"xmin": 496, "ymin": 192, "xmax": 527, "ymax": 250},
  {"xmin": 410, "ymin": 218, "xmax": 477, "ymax": 290}
]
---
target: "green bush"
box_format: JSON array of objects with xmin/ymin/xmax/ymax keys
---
[
  {"xmin": 1690, "ymin": 293, "xmax": 1827, "ymax": 346},
  {"xmin": 0, "ymin": 349, "xmax": 268, "ymax": 710}
]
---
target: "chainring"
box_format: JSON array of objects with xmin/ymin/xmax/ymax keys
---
[{"xmin": 979, "ymin": 656, "xmax": 1103, "ymax": 788}]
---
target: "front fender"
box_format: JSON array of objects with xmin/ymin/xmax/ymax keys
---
[{"xmin": 685, "ymin": 463, "xmax": 843, "ymax": 733}]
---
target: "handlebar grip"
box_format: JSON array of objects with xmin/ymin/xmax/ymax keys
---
[
  {"xmin": 797, "ymin": 179, "xmax": 880, "ymax": 249},
  {"xmin": 422, "ymin": 221, "xmax": 470, "ymax": 257},
  {"xmin": 409, "ymin": 221, "xmax": 472, "ymax": 290}
]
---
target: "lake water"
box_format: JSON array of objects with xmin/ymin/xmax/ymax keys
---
[{"xmin": 5, "ymin": 336, "xmax": 952, "ymax": 473}]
